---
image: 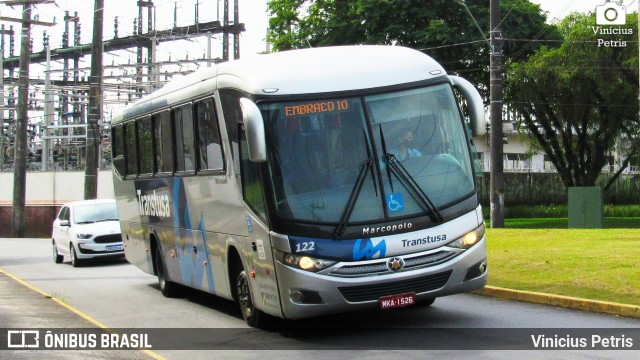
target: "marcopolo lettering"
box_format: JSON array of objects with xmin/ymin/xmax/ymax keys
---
[
  {"xmin": 136, "ymin": 190, "xmax": 171, "ymax": 218},
  {"xmin": 362, "ymin": 222, "xmax": 412, "ymax": 235}
]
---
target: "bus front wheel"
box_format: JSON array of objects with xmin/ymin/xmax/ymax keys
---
[{"xmin": 235, "ymin": 265, "xmax": 270, "ymax": 328}]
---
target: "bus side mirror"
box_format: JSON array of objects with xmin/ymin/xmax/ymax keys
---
[
  {"xmin": 239, "ymin": 98, "xmax": 267, "ymax": 162},
  {"xmin": 449, "ymin": 75, "xmax": 486, "ymax": 137}
]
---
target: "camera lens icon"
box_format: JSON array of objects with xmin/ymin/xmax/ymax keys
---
[{"xmin": 596, "ymin": 3, "xmax": 626, "ymax": 25}]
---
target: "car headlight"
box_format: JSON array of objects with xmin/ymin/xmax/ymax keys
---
[
  {"xmin": 447, "ymin": 223, "xmax": 485, "ymax": 249},
  {"xmin": 274, "ymin": 250, "xmax": 336, "ymax": 272},
  {"xmin": 76, "ymin": 233, "xmax": 93, "ymax": 239}
]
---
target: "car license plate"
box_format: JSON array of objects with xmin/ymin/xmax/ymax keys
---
[
  {"xmin": 106, "ymin": 244, "xmax": 123, "ymax": 252},
  {"xmin": 379, "ymin": 292, "xmax": 416, "ymax": 309}
]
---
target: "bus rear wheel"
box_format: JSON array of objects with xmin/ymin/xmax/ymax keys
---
[
  {"xmin": 235, "ymin": 265, "xmax": 270, "ymax": 328},
  {"xmin": 155, "ymin": 249, "xmax": 180, "ymax": 298}
]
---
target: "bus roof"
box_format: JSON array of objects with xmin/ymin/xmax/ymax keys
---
[{"xmin": 113, "ymin": 45, "xmax": 448, "ymax": 122}]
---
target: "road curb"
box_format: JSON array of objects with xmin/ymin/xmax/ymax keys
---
[{"xmin": 474, "ymin": 286, "xmax": 640, "ymax": 319}]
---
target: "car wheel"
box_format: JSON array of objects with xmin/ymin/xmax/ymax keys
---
[
  {"xmin": 52, "ymin": 240, "xmax": 63, "ymax": 264},
  {"xmin": 70, "ymin": 245, "xmax": 83, "ymax": 268},
  {"xmin": 155, "ymin": 249, "xmax": 179, "ymax": 298},
  {"xmin": 235, "ymin": 265, "xmax": 270, "ymax": 328}
]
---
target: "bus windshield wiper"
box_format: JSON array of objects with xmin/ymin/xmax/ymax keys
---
[
  {"xmin": 384, "ymin": 154, "xmax": 443, "ymax": 223},
  {"xmin": 334, "ymin": 157, "xmax": 373, "ymax": 238},
  {"xmin": 334, "ymin": 132, "xmax": 377, "ymax": 239},
  {"xmin": 379, "ymin": 124, "xmax": 441, "ymax": 223}
]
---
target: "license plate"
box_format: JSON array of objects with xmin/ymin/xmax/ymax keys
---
[
  {"xmin": 106, "ymin": 244, "xmax": 123, "ymax": 252},
  {"xmin": 379, "ymin": 292, "xmax": 416, "ymax": 309}
]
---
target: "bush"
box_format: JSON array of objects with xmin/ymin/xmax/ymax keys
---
[{"xmin": 481, "ymin": 204, "xmax": 640, "ymax": 219}]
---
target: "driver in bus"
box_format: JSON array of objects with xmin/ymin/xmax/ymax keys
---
[{"xmin": 391, "ymin": 130, "xmax": 422, "ymax": 161}]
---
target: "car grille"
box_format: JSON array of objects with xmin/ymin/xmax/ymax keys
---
[
  {"xmin": 338, "ymin": 270, "xmax": 452, "ymax": 302},
  {"xmin": 330, "ymin": 251, "xmax": 457, "ymax": 276},
  {"xmin": 78, "ymin": 248, "xmax": 124, "ymax": 255},
  {"xmin": 94, "ymin": 234, "xmax": 122, "ymax": 244}
]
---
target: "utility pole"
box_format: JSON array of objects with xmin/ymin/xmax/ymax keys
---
[
  {"xmin": 3, "ymin": 0, "xmax": 54, "ymax": 237},
  {"xmin": 11, "ymin": 2, "xmax": 32, "ymax": 237},
  {"xmin": 85, "ymin": 0, "xmax": 104, "ymax": 200},
  {"xmin": 489, "ymin": 0, "xmax": 504, "ymax": 228},
  {"xmin": 42, "ymin": 43, "xmax": 51, "ymax": 171},
  {"xmin": 0, "ymin": 33, "xmax": 4, "ymax": 172}
]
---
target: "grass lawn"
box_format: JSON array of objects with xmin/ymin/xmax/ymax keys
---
[{"xmin": 485, "ymin": 228, "xmax": 640, "ymax": 306}]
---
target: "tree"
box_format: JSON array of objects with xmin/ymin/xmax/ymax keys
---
[
  {"xmin": 266, "ymin": 0, "xmax": 560, "ymax": 99},
  {"xmin": 507, "ymin": 12, "xmax": 639, "ymax": 188}
]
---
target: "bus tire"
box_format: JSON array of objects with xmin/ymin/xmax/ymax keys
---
[
  {"xmin": 155, "ymin": 249, "xmax": 180, "ymax": 298},
  {"xmin": 235, "ymin": 265, "xmax": 270, "ymax": 328}
]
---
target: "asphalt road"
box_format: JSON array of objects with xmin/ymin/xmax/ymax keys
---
[{"xmin": 1, "ymin": 237, "xmax": 639, "ymax": 360}]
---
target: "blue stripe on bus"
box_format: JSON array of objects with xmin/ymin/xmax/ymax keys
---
[{"xmin": 289, "ymin": 236, "xmax": 386, "ymax": 261}]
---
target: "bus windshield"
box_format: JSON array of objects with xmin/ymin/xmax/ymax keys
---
[{"xmin": 260, "ymin": 83, "xmax": 475, "ymax": 226}]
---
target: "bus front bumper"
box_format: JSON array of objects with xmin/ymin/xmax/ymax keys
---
[{"xmin": 274, "ymin": 238, "xmax": 487, "ymax": 320}]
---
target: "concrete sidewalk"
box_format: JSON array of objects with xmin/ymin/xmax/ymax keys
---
[{"xmin": 0, "ymin": 271, "xmax": 156, "ymax": 359}]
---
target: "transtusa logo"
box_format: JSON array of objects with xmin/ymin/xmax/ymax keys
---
[{"xmin": 136, "ymin": 190, "xmax": 171, "ymax": 217}]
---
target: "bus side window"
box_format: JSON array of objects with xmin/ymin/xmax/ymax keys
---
[
  {"xmin": 194, "ymin": 98, "xmax": 225, "ymax": 172},
  {"xmin": 219, "ymin": 89, "xmax": 246, "ymax": 178},
  {"xmin": 153, "ymin": 110, "xmax": 173, "ymax": 174},
  {"xmin": 125, "ymin": 121, "xmax": 138, "ymax": 177},
  {"xmin": 112, "ymin": 125, "xmax": 126, "ymax": 177},
  {"xmin": 240, "ymin": 129, "xmax": 267, "ymax": 222},
  {"xmin": 172, "ymin": 104, "xmax": 195, "ymax": 174},
  {"xmin": 137, "ymin": 116, "xmax": 154, "ymax": 176}
]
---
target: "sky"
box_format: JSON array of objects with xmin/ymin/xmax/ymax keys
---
[
  {"xmin": 0, "ymin": 0, "xmax": 636, "ymax": 114},
  {"xmin": 531, "ymin": 0, "xmax": 637, "ymax": 23},
  {"xmin": 0, "ymin": 0, "xmax": 636, "ymax": 62}
]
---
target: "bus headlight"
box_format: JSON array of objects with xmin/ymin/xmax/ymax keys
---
[
  {"xmin": 275, "ymin": 250, "xmax": 336, "ymax": 272},
  {"xmin": 448, "ymin": 223, "xmax": 485, "ymax": 249}
]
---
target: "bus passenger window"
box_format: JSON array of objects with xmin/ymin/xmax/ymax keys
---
[
  {"xmin": 173, "ymin": 104, "xmax": 195, "ymax": 173},
  {"xmin": 112, "ymin": 125, "xmax": 126, "ymax": 177},
  {"xmin": 219, "ymin": 89, "xmax": 245, "ymax": 177},
  {"xmin": 125, "ymin": 121, "xmax": 138, "ymax": 176},
  {"xmin": 153, "ymin": 111, "xmax": 173, "ymax": 174},
  {"xmin": 195, "ymin": 98, "xmax": 224, "ymax": 172},
  {"xmin": 137, "ymin": 116, "xmax": 154, "ymax": 175}
]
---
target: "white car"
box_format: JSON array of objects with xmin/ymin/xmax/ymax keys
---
[{"xmin": 51, "ymin": 199, "xmax": 124, "ymax": 267}]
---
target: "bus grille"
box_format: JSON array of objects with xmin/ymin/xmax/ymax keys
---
[
  {"xmin": 331, "ymin": 251, "xmax": 456, "ymax": 276},
  {"xmin": 338, "ymin": 270, "xmax": 452, "ymax": 302},
  {"xmin": 94, "ymin": 234, "xmax": 122, "ymax": 244}
]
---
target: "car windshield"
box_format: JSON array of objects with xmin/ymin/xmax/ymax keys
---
[
  {"xmin": 260, "ymin": 83, "xmax": 475, "ymax": 225},
  {"xmin": 73, "ymin": 202, "xmax": 119, "ymax": 224}
]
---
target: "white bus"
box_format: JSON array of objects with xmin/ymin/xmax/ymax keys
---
[{"xmin": 111, "ymin": 45, "xmax": 488, "ymax": 328}]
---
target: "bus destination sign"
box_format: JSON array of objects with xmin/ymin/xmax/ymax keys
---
[{"xmin": 284, "ymin": 99, "xmax": 350, "ymax": 117}]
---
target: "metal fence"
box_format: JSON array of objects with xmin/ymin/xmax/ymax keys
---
[{"xmin": 478, "ymin": 172, "xmax": 640, "ymax": 205}]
